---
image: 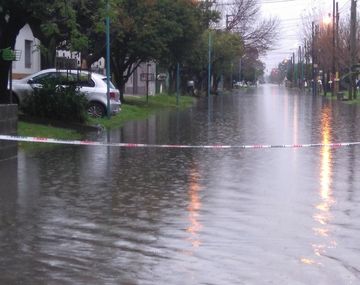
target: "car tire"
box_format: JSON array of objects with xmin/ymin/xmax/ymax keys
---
[{"xmin": 87, "ymin": 102, "xmax": 106, "ymax": 118}]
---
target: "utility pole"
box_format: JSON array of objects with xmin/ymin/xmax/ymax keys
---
[
  {"xmin": 298, "ymin": 45, "xmax": 302, "ymax": 89},
  {"xmin": 105, "ymin": 0, "xmax": 111, "ymax": 118},
  {"xmin": 332, "ymin": 0, "xmax": 336, "ymax": 96},
  {"xmin": 312, "ymin": 21, "xmax": 315, "ymax": 95},
  {"xmin": 208, "ymin": 30, "xmax": 212, "ymax": 106},
  {"xmin": 292, "ymin": 52, "xmax": 295, "ymax": 88},
  {"xmin": 239, "ymin": 58, "xmax": 242, "ymax": 82},
  {"xmin": 176, "ymin": 63, "xmax": 180, "ymax": 106},
  {"xmin": 349, "ymin": 0, "xmax": 357, "ymax": 100},
  {"xmin": 302, "ymin": 44, "xmax": 305, "ymax": 89},
  {"xmin": 334, "ymin": 2, "xmax": 340, "ymax": 96}
]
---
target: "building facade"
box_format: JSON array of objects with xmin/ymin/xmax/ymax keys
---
[{"xmin": 12, "ymin": 24, "xmax": 41, "ymax": 79}]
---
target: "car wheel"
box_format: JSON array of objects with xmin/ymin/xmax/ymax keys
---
[{"xmin": 87, "ymin": 102, "xmax": 106, "ymax": 118}]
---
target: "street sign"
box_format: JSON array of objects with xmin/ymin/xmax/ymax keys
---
[{"xmin": 140, "ymin": 73, "xmax": 155, "ymax": 81}]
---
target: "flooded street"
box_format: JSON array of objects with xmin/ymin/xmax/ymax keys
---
[{"xmin": 1, "ymin": 84, "xmax": 360, "ymax": 284}]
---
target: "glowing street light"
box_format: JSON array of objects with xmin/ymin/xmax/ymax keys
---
[{"xmin": 322, "ymin": 13, "xmax": 332, "ymax": 26}]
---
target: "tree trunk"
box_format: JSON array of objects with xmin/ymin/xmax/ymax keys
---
[
  {"xmin": 0, "ymin": 21, "xmax": 22, "ymax": 103},
  {"xmin": 111, "ymin": 57, "xmax": 125, "ymax": 103},
  {"xmin": 119, "ymin": 85, "xmax": 125, "ymax": 103},
  {"xmin": 0, "ymin": 60, "xmax": 11, "ymax": 103},
  {"xmin": 168, "ymin": 67, "xmax": 176, "ymax": 94}
]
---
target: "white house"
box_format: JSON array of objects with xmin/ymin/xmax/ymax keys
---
[
  {"xmin": 12, "ymin": 24, "xmax": 41, "ymax": 79},
  {"xmin": 92, "ymin": 59, "xmax": 156, "ymax": 96}
]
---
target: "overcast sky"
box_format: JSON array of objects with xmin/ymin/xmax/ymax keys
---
[{"xmin": 260, "ymin": 0, "xmax": 352, "ymax": 73}]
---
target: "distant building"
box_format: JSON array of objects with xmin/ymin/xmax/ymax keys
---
[
  {"xmin": 12, "ymin": 24, "xmax": 41, "ymax": 79},
  {"xmin": 125, "ymin": 62, "xmax": 156, "ymax": 96},
  {"xmin": 92, "ymin": 59, "xmax": 156, "ymax": 96}
]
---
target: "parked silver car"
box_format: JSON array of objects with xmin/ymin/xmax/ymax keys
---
[{"xmin": 11, "ymin": 68, "xmax": 121, "ymax": 117}]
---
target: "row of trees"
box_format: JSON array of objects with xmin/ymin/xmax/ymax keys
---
[
  {"xmin": 0, "ymin": 0, "xmax": 278, "ymax": 103},
  {"xmin": 269, "ymin": 4, "xmax": 359, "ymax": 94}
]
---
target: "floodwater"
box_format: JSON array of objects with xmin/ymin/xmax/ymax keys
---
[{"xmin": 1, "ymin": 85, "xmax": 360, "ymax": 284}]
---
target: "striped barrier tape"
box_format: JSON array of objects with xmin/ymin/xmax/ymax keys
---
[{"xmin": 1, "ymin": 134, "xmax": 360, "ymax": 150}]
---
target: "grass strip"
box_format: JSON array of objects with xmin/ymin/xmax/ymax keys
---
[
  {"xmin": 18, "ymin": 121, "xmax": 82, "ymax": 151},
  {"xmin": 89, "ymin": 94, "xmax": 195, "ymax": 129}
]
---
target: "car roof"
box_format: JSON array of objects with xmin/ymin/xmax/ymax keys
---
[{"xmin": 28, "ymin": 68, "xmax": 106, "ymax": 78}]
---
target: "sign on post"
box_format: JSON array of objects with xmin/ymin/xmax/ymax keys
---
[
  {"xmin": 1, "ymin": 47, "xmax": 21, "ymax": 104},
  {"xmin": 0, "ymin": 47, "xmax": 21, "ymax": 61},
  {"xmin": 140, "ymin": 73, "xmax": 155, "ymax": 81}
]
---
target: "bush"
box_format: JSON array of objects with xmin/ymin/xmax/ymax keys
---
[{"xmin": 22, "ymin": 79, "xmax": 88, "ymax": 123}]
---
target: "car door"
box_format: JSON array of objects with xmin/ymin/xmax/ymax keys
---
[
  {"xmin": 76, "ymin": 73, "xmax": 96, "ymax": 101},
  {"xmin": 30, "ymin": 72, "xmax": 59, "ymax": 91}
]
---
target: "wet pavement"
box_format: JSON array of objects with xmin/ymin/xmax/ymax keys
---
[{"xmin": 1, "ymin": 85, "xmax": 360, "ymax": 284}]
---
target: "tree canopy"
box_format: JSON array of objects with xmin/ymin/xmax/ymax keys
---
[{"xmin": 0, "ymin": 0, "xmax": 278, "ymax": 103}]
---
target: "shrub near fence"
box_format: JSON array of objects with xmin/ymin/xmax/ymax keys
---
[{"xmin": 22, "ymin": 79, "xmax": 88, "ymax": 123}]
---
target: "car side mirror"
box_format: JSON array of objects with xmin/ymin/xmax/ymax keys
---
[{"xmin": 27, "ymin": 79, "xmax": 34, "ymax": 85}]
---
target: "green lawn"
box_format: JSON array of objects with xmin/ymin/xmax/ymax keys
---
[
  {"xmin": 89, "ymin": 94, "xmax": 195, "ymax": 129},
  {"xmin": 17, "ymin": 94, "xmax": 196, "ymax": 150},
  {"xmin": 18, "ymin": 121, "xmax": 82, "ymax": 151}
]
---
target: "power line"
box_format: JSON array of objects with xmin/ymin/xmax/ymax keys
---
[
  {"xmin": 338, "ymin": 0, "xmax": 351, "ymax": 14},
  {"xmin": 217, "ymin": 0, "xmax": 298, "ymax": 5}
]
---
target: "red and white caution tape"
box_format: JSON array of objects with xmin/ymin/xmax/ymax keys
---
[{"xmin": 1, "ymin": 134, "xmax": 360, "ymax": 150}]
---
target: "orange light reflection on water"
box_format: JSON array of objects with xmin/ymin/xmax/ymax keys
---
[
  {"xmin": 301, "ymin": 106, "xmax": 336, "ymax": 265},
  {"xmin": 186, "ymin": 166, "xmax": 203, "ymax": 249}
]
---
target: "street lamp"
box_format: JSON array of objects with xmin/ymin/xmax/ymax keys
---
[{"xmin": 322, "ymin": 13, "xmax": 332, "ymax": 26}]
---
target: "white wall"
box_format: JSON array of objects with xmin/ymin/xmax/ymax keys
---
[
  {"xmin": 125, "ymin": 62, "xmax": 156, "ymax": 95},
  {"xmin": 12, "ymin": 24, "xmax": 41, "ymax": 77}
]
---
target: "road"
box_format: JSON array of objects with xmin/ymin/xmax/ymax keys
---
[{"xmin": 1, "ymin": 84, "xmax": 360, "ymax": 284}]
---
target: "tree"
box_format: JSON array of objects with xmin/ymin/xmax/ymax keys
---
[
  {"xmin": 154, "ymin": 0, "xmax": 207, "ymax": 93},
  {"xmin": 222, "ymin": 0, "xmax": 279, "ymax": 53},
  {"xmin": 301, "ymin": 6, "xmax": 360, "ymax": 94},
  {"xmin": 164, "ymin": 0, "xmax": 221, "ymax": 94},
  {"xmin": 106, "ymin": 0, "xmax": 207, "ymax": 101},
  {"xmin": 210, "ymin": 30, "xmax": 244, "ymax": 90}
]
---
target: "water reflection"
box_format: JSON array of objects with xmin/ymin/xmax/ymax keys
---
[
  {"xmin": 186, "ymin": 164, "xmax": 202, "ymax": 250},
  {"xmin": 3, "ymin": 87, "xmax": 360, "ymax": 284},
  {"xmin": 302, "ymin": 105, "xmax": 337, "ymax": 265},
  {"xmin": 315, "ymin": 105, "xmax": 335, "ymax": 229},
  {"xmin": 293, "ymin": 96, "xmax": 299, "ymax": 144}
]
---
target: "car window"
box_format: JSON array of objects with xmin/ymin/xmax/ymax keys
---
[
  {"xmin": 78, "ymin": 73, "xmax": 95, "ymax": 87},
  {"xmin": 59, "ymin": 72, "xmax": 95, "ymax": 87},
  {"xmin": 32, "ymin": 72, "xmax": 59, "ymax": 84},
  {"xmin": 58, "ymin": 72, "xmax": 77, "ymax": 85},
  {"xmin": 32, "ymin": 71, "xmax": 95, "ymax": 87},
  {"xmin": 102, "ymin": 78, "xmax": 116, "ymax": 89}
]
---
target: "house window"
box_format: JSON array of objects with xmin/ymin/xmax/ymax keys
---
[{"xmin": 25, "ymin": 40, "xmax": 32, "ymax": 68}]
